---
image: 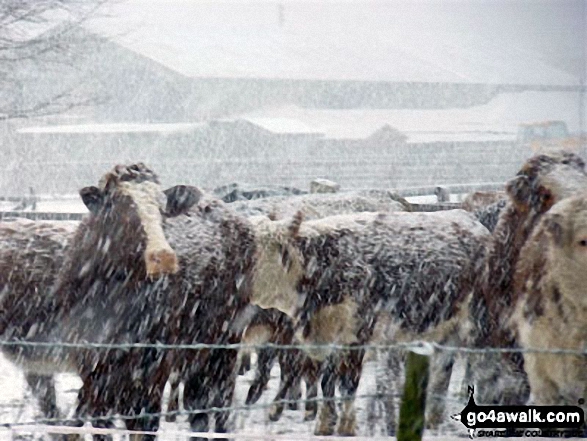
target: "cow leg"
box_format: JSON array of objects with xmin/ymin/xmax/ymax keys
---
[
  {"xmin": 303, "ymin": 359, "xmax": 320, "ymax": 421},
  {"xmin": 211, "ymin": 348, "xmax": 239, "ymax": 441},
  {"xmin": 286, "ymin": 377, "xmax": 302, "ymax": 410},
  {"xmin": 115, "ymin": 350, "xmax": 166, "ymax": 441},
  {"xmin": 314, "ymin": 358, "xmax": 337, "ymax": 436},
  {"xmin": 269, "ymin": 349, "xmax": 298, "ymax": 421},
  {"xmin": 74, "ymin": 376, "xmax": 115, "ymax": 441},
  {"xmin": 426, "ymin": 352, "xmax": 454, "ymax": 430},
  {"xmin": 238, "ymin": 351, "xmax": 252, "ymax": 375},
  {"xmin": 470, "ymin": 351, "xmax": 529, "ymax": 406},
  {"xmin": 374, "ymin": 349, "xmax": 402, "ymax": 437},
  {"xmin": 23, "ymin": 374, "xmax": 71, "ymax": 441},
  {"xmin": 123, "ymin": 381, "xmax": 164, "ymax": 441},
  {"xmin": 183, "ymin": 368, "xmax": 211, "ymax": 441},
  {"xmin": 337, "ymin": 348, "xmax": 365, "ymax": 437},
  {"xmin": 285, "ymin": 350, "xmax": 304, "ymax": 411},
  {"xmin": 165, "ymin": 372, "xmax": 181, "ymax": 422},
  {"xmin": 25, "ymin": 373, "xmax": 61, "ymax": 420},
  {"xmin": 245, "ymin": 346, "xmax": 276, "ymax": 406}
]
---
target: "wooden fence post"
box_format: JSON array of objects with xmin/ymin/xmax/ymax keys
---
[{"xmin": 397, "ymin": 348, "xmax": 430, "ymax": 441}]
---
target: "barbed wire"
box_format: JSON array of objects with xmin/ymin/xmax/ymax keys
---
[
  {"xmin": 0, "ymin": 392, "xmax": 407, "ymax": 429},
  {"xmin": 1, "ymin": 425, "xmax": 401, "ymax": 441},
  {"xmin": 1, "ymin": 338, "xmax": 586, "ymax": 356}
]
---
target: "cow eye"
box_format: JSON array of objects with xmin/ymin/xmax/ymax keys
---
[
  {"xmin": 276, "ymin": 244, "xmax": 291, "ymax": 270},
  {"xmin": 281, "ymin": 247, "xmax": 291, "ymax": 269},
  {"xmin": 578, "ymin": 239, "xmax": 587, "ymax": 247}
]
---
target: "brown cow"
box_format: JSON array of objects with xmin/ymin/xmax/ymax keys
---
[
  {"xmin": 512, "ymin": 193, "xmax": 587, "ymax": 409},
  {"xmin": 470, "ymin": 151, "xmax": 587, "ymax": 406},
  {"xmin": 241, "ymin": 306, "xmax": 321, "ymax": 422},
  {"xmin": 2, "ymin": 165, "xmax": 257, "ymax": 441},
  {"xmin": 462, "ymin": 191, "xmax": 507, "ymax": 212},
  {"xmin": 251, "ymin": 209, "xmax": 491, "ymax": 436},
  {"xmin": 0, "ymin": 219, "xmax": 78, "ymax": 420}
]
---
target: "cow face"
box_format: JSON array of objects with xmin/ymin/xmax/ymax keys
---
[
  {"xmin": 80, "ymin": 163, "xmax": 181, "ymax": 279},
  {"xmin": 506, "ymin": 151, "xmax": 587, "ymax": 215},
  {"xmin": 251, "ymin": 211, "xmax": 305, "ymax": 317},
  {"xmin": 543, "ymin": 193, "xmax": 587, "ymax": 308}
]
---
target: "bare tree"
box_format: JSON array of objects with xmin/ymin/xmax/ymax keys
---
[{"xmin": 0, "ymin": 0, "xmax": 110, "ymax": 120}]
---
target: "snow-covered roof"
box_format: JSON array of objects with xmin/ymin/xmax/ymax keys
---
[
  {"xmin": 86, "ymin": 0, "xmax": 584, "ymax": 86},
  {"xmin": 17, "ymin": 123, "xmax": 206, "ymax": 134},
  {"xmin": 240, "ymin": 117, "xmax": 324, "ymax": 135},
  {"xmin": 239, "ymin": 90, "xmax": 585, "ymax": 143}
]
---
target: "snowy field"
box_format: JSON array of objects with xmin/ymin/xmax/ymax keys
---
[{"xmin": 0, "ymin": 350, "xmax": 473, "ymax": 441}]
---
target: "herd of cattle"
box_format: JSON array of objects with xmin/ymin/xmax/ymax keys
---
[{"xmin": 0, "ymin": 150, "xmax": 586, "ymax": 440}]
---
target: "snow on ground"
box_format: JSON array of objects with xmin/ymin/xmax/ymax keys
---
[{"xmin": 0, "ymin": 350, "xmax": 472, "ymax": 441}]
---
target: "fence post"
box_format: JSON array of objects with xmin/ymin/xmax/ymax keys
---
[{"xmin": 397, "ymin": 347, "xmax": 431, "ymax": 441}]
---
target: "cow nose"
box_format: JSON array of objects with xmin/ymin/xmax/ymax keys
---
[{"xmin": 145, "ymin": 248, "xmax": 179, "ymax": 277}]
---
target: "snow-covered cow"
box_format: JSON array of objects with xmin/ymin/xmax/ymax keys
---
[
  {"xmin": 0, "ymin": 219, "xmax": 78, "ymax": 419},
  {"xmin": 1, "ymin": 164, "xmax": 257, "ymax": 440},
  {"xmin": 512, "ymin": 192, "xmax": 587, "ymax": 408},
  {"xmin": 462, "ymin": 191, "xmax": 507, "ymax": 212},
  {"xmin": 250, "ymin": 209, "xmax": 491, "ymax": 436},
  {"xmin": 229, "ymin": 189, "xmax": 411, "ymax": 219},
  {"xmin": 241, "ymin": 306, "xmax": 321, "ymax": 422},
  {"xmin": 471, "ymin": 150, "xmax": 587, "ymax": 406}
]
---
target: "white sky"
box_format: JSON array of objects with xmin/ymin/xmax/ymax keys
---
[{"xmin": 87, "ymin": 0, "xmax": 586, "ymax": 84}]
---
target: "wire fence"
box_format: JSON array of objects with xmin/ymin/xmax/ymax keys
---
[
  {"xmin": 0, "ymin": 183, "xmax": 581, "ymax": 439},
  {"xmin": 2, "ymin": 325, "xmax": 585, "ymax": 441},
  {"xmin": 1, "ymin": 339, "xmax": 586, "ymax": 356},
  {"xmin": 0, "ymin": 339, "xmax": 584, "ymax": 427}
]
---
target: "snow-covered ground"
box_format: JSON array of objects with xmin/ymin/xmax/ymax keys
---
[{"xmin": 0, "ymin": 350, "xmax": 471, "ymax": 441}]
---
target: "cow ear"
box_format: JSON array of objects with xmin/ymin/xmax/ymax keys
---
[
  {"xmin": 505, "ymin": 175, "xmax": 531, "ymax": 209},
  {"xmin": 80, "ymin": 186, "xmax": 103, "ymax": 214},
  {"xmin": 544, "ymin": 214, "xmax": 564, "ymax": 246},
  {"xmin": 163, "ymin": 185, "xmax": 203, "ymax": 217},
  {"xmin": 506, "ymin": 175, "xmax": 554, "ymax": 213},
  {"xmin": 288, "ymin": 210, "xmax": 303, "ymax": 237}
]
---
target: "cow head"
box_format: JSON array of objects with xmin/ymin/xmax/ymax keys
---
[
  {"xmin": 251, "ymin": 211, "xmax": 306, "ymax": 317},
  {"xmin": 541, "ymin": 192, "xmax": 587, "ymax": 307},
  {"xmin": 506, "ymin": 151, "xmax": 587, "ymax": 215},
  {"xmin": 79, "ymin": 164, "xmax": 201, "ymax": 279}
]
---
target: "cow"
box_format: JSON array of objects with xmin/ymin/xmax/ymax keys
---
[
  {"xmin": 0, "ymin": 219, "xmax": 78, "ymax": 420},
  {"xmin": 511, "ymin": 192, "xmax": 587, "ymax": 409},
  {"xmin": 434, "ymin": 186, "xmax": 450, "ymax": 203},
  {"xmin": 228, "ymin": 189, "xmax": 411, "ymax": 219},
  {"xmin": 462, "ymin": 191, "xmax": 507, "ymax": 213},
  {"xmin": 250, "ymin": 208, "xmax": 491, "ymax": 436},
  {"xmin": 1, "ymin": 164, "xmax": 257, "ymax": 441},
  {"xmin": 471, "ymin": 198, "xmax": 507, "ymax": 233},
  {"xmin": 459, "ymin": 190, "xmax": 508, "ymax": 233},
  {"xmin": 469, "ymin": 151, "xmax": 587, "ymax": 407},
  {"xmin": 240, "ymin": 306, "xmax": 321, "ymax": 422},
  {"xmin": 166, "ymin": 189, "xmax": 411, "ymax": 428}
]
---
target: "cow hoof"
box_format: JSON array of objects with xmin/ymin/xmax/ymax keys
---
[
  {"xmin": 314, "ymin": 424, "xmax": 335, "ymax": 436},
  {"xmin": 269, "ymin": 404, "xmax": 284, "ymax": 422},
  {"xmin": 165, "ymin": 414, "xmax": 177, "ymax": 423},
  {"xmin": 288, "ymin": 402, "xmax": 299, "ymax": 411},
  {"xmin": 337, "ymin": 415, "xmax": 357, "ymax": 436},
  {"xmin": 304, "ymin": 409, "xmax": 317, "ymax": 421},
  {"xmin": 425, "ymin": 410, "xmax": 444, "ymax": 430}
]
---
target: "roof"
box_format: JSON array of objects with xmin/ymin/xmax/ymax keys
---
[
  {"xmin": 17, "ymin": 122, "xmax": 206, "ymax": 134},
  {"xmin": 239, "ymin": 117, "xmax": 324, "ymax": 135},
  {"xmin": 238, "ymin": 90, "xmax": 584, "ymax": 143},
  {"xmin": 86, "ymin": 0, "xmax": 584, "ymax": 86}
]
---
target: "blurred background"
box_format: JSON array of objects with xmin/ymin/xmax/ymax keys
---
[{"xmin": 0, "ymin": 0, "xmax": 585, "ymax": 203}]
